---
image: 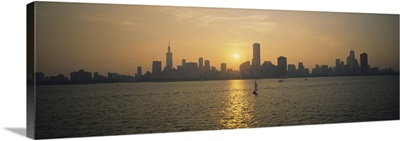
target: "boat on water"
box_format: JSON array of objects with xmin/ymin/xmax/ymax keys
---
[{"xmin": 253, "ymin": 80, "xmax": 258, "ymax": 95}]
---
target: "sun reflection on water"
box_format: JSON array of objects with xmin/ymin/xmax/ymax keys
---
[{"xmin": 220, "ymin": 80, "xmax": 257, "ymax": 129}]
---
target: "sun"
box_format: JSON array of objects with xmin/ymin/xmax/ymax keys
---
[{"xmin": 233, "ymin": 53, "xmax": 240, "ymax": 59}]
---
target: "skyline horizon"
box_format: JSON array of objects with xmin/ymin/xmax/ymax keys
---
[
  {"xmin": 36, "ymin": 44, "xmax": 396, "ymax": 78},
  {"xmin": 35, "ymin": 2, "xmax": 399, "ymax": 77}
]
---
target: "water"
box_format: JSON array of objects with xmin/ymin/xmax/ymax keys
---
[{"xmin": 35, "ymin": 75, "xmax": 399, "ymax": 139}]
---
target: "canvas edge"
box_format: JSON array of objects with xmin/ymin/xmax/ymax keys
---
[
  {"xmin": 27, "ymin": 1, "xmax": 36, "ymax": 139},
  {"xmin": 23, "ymin": 1, "xmax": 400, "ymax": 139}
]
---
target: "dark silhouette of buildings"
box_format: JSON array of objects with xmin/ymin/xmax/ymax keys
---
[
  {"xmin": 360, "ymin": 53, "xmax": 369, "ymax": 74},
  {"xmin": 204, "ymin": 60, "xmax": 210, "ymax": 70},
  {"xmin": 335, "ymin": 59, "xmax": 345, "ymax": 75},
  {"xmin": 108, "ymin": 72, "xmax": 133, "ymax": 81},
  {"xmin": 93, "ymin": 72, "xmax": 107, "ymax": 80},
  {"xmin": 240, "ymin": 61, "xmax": 251, "ymax": 78},
  {"xmin": 198, "ymin": 57, "xmax": 203, "ymax": 70},
  {"xmin": 287, "ymin": 64, "xmax": 296, "ymax": 76},
  {"xmin": 221, "ymin": 63, "xmax": 227, "ymax": 72},
  {"xmin": 165, "ymin": 42, "xmax": 173, "ymax": 71},
  {"xmin": 152, "ymin": 61, "xmax": 162, "ymax": 79},
  {"xmin": 297, "ymin": 62, "xmax": 309, "ymax": 76},
  {"xmin": 70, "ymin": 69, "xmax": 92, "ymax": 82},
  {"xmin": 137, "ymin": 66, "xmax": 142, "ymax": 77},
  {"xmin": 55, "ymin": 74, "xmax": 68, "ymax": 81},
  {"xmin": 277, "ymin": 56, "xmax": 287, "ymax": 77},
  {"xmin": 346, "ymin": 50, "xmax": 360, "ymax": 74},
  {"xmin": 35, "ymin": 44, "xmax": 398, "ymax": 85},
  {"xmin": 185, "ymin": 62, "xmax": 198, "ymax": 79},
  {"xmin": 261, "ymin": 61, "xmax": 277, "ymax": 77},
  {"xmin": 107, "ymin": 72, "xmax": 119, "ymax": 80}
]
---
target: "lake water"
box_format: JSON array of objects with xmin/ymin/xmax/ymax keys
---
[{"xmin": 35, "ymin": 75, "xmax": 399, "ymax": 139}]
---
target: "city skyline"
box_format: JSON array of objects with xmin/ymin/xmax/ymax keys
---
[
  {"xmin": 35, "ymin": 2, "xmax": 399, "ymax": 77},
  {"xmin": 35, "ymin": 44, "xmax": 398, "ymax": 83}
]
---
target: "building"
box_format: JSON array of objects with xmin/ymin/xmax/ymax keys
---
[
  {"xmin": 108, "ymin": 72, "xmax": 120, "ymax": 80},
  {"xmin": 182, "ymin": 59, "xmax": 186, "ymax": 71},
  {"xmin": 221, "ymin": 63, "xmax": 227, "ymax": 72},
  {"xmin": 198, "ymin": 57, "xmax": 203, "ymax": 69},
  {"xmin": 360, "ymin": 53, "xmax": 369, "ymax": 74},
  {"xmin": 239, "ymin": 61, "xmax": 251, "ymax": 78},
  {"xmin": 137, "ymin": 66, "xmax": 142, "ymax": 76},
  {"xmin": 93, "ymin": 72, "xmax": 107, "ymax": 80},
  {"xmin": 287, "ymin": 64, "xmax": 296, "ymax": 76},
  {"xmin": 261, "ymin": 61, "xmax": 276, "ymax": 77},
  {"xmin": 165, "ymin": 42, "xmax": 173, "ymax": 71},
  {"xmin": 152, "ymin": 61, "xmax": 162, "ymax": 78},
  {"xmin": 185, "ymin": 62, "xmax": 198, "ymax": 78},
  {"xmin": 321, "ymin": 65, "xmax": 329, "ymax": 75},
  {"xmin": 252, "ymin": 43, "xmax": 261, "ymax": 76},
  {"xmin": 298, "ymin": 62, "xmax": 305, "ymax": 76},
  {"xmin": 277, "ymin": 56, "xmax": 287, "ymax": 77},
  {"xmin": 335, "ymin": 59, "xmax": 342, "ymax": 74},
  {"xmin": 55, "ymin": 74, "xmax": 68, "ymax": 81},
  {"xmin": 204, "ymin": 60, "xmax": 210, "ymax": 70},
  {"xmin": 346, "ymin": 50, "xmax": 359, "ymax": 74},
  {"xmin": 312, "ymin": 64, "xmax": 321, "ymax": 76},
  {"xmin": 70, "ymin": 69, "xmax": 92, "ymax": 82}
]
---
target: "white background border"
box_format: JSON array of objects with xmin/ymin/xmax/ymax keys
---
[{"xmin": 1, "ymin": 0, "xmax": 399, "ymax": 141}]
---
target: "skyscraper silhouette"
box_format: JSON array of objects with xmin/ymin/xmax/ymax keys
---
[
  {"xmin": 165, "ymin": 42, "xmax": 173, "ymax": 71},
  {"xmin": 347, "ymin": 50, "xmax": 359, "ymax": 74},
  {"xmin": 137, "ymin": 66, "xmax": 142, "ymax": 77},
  {"xmin": 298, "ymin": 62, "xmax": 305, "ymax": 76},
  {"xmin": 204, "ymin": 60, "xmax": 210, "ymax": 70},
  {"xmin": 252, "ymin": 43, "xmax": 261, "ymax": 77},
  {"xmin": 277, "ymin": 56, "xmax": 287, "ymax": 77},
  {"xmin": 198, "ymin": 57, "xmax": 203, "ymax": 69},
  {"xmin": 360, "ymin": 53, "xmax": 369, "ymax": 74},
  {"xmin": 287, "ymin": 64, "xmax": 296, "ymax": 76},
  {"xmin": 221, "ymin": 63, "xmax": 227, "ymax": 72},
  {"xmin": 152, "ymin": 61, "xmax": 162, "ymax": 78}
]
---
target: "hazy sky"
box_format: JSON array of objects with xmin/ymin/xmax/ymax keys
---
[{"xmin": 35, "ymin": 2, "xmax": 399, "ymax": 77}]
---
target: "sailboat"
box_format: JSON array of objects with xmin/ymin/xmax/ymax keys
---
[{"xmin": 253, "ymin": 80, "xmax": 258, "ymax": 95}]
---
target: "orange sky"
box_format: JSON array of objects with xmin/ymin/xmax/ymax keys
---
[{"xmin": 35, "ymin": 2, "xmax": 399, "ymax": 77}]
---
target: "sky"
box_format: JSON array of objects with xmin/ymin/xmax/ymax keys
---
[{"xmin": 35, "ymin": 2, "xmax": 399, "ymax": 77}]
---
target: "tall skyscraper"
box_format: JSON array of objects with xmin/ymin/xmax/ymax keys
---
[
  {"xmin": 198, "ymin": 57, "xmax": 203, "ymax": 69},
  {"xmin": 347, "ymin": 50, "xmax": 355, "ymax": 69},
  {"xmin": 335, "ymin": 59, "xmax": 340, "ymax": 68},
  {"xmin": 152, "ymin": 61, "xmax": 162, "ymax": 78},
  {"xmin": 165, "ymin": 42, "xmax": 173, "ymax": 71},
  {"xmin": 204, "ymin": 60, "xmax": 210, "ymax": 70},
  {"xmin": 298, "ymin": 62, "xmax": 305, "ymax": 76},
  {"xmin": 137, "ymin": 66, "xmax": 142, "ymax": 76},
  {"xmin": 252, "ymin": 43, "xmax": 261, "ymax": 76},
  {"xmin": 335, "ymin": 59, "xmax": 341, "ymax": 74},
  {"xmin": 360, "ymin": 53, "xmax": 369, "ymax": 74},
  {"xmin": 350, "ymin": 50, "xmax": 355, "ymax": 59},
  {"xmin": 277, "ymin": 56, "xmax": 287, "ymax": 76}
]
